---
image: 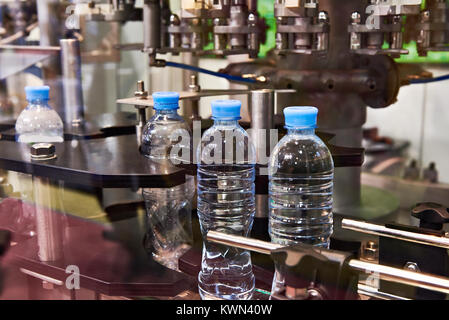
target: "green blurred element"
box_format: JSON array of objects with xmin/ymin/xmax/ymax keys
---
[
  {"xmin": 396, "ymin": 41, "xmax": 449, "ymax": 63},
  {"xmin": 203, "ymin": 41, "xmax": 214, "ymax": 51},
  {"xmin": 255, "ymin": 288, "xmax": 271, "ymax": 295},
  {"xmin": 421, "ymin": 0, "xmax": 427, "ymax": 10},
  {"xmin": 258, "ymin": 0, "xmax": 276, "ymax": 57}
]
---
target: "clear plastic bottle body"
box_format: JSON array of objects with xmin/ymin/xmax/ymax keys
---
[
  {"xmin": 268, "ymin": 127, "xmax": 334, "ymax": 296},
  {"xmin": 269, "ymin": 128, "xmax": 334, "ymax": 247},
  {"xmin": 15, "ymin": 99, "xmax": 64, "ymax": 143},
  {"xmin": 197, "ymin": 119, "xmax": 256, "ymax": 300},
  {"xmin": 141, "ymin": 108, "xmax": 193, "ymax": 270},
  {"xmin": 142, "ymin": 175, "xmax": 194, "ymax": 270},
  {"xmin": 141, "ymin": 109, "xmax": 191, "ymax": 162},
  {"xmin": 15, "ymin": 87, "xmax": 65, "ymax": 262}
]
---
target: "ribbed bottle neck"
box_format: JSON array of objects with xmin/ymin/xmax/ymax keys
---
[
  {"xmin": 27, "ymin": 99, "xmax": 50, "ymax": 107},
  {"xmin": 213, "ymin": 119, "xmax": 239, "ymax": 127},
  {"xmin": 287, "ymin": 127, "xmax": 315, "ymax": 135},
  {"xmin": 154, "ymin": 109, "xmax": 179, "ymax": 116}
]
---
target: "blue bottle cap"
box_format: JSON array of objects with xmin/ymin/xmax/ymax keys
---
[
  {"xmin": 211, "ymin": 100, "xmax": 241, "ymax": 120},
  {"xmin": 284, "ymin": 106, "xmax": 318, "ymax": 129},
  {"xmin": 25, "ymin": 86, "xmax": 50, "ymax": 101},
  {"xmin": 152, "ymin": 91, "xmax": 180, "ymax": 110}
]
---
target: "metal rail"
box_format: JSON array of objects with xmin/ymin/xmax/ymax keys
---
[
  {"xmin": 207, "ymin": 231, "xmax": 449, "ymax": 296},
  {"xmin": 349, "ymin": 259, "xmax": 449, "ymax": 295},
  {"xmin": 207, "ymin": 231, "xmax": 282, "ymax": 255},
  {"xmin": 357, "ymin": 283, "xmax": 410, "ymax": 300},
  {"xmin": 0, "ymin": 45, "xmax": 61, "ymax": 54},
  {"xmin": 342, "ymin": 218, "xmax": 449, "ymax": 249}
]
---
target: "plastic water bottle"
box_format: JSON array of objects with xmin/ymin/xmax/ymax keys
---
[
  {"xmin": 197, "ymin": 100, "xmax": 256, "ymax": 300},
  {"xmin": 15, "ymin": 86, "xmax": 64, "ymax": 143},
  {"xmin": 269, "ymin": 106, "xmax": 334, "ymax": 297},
  {"xmin": 269, "ymin": 106, "xmax": 333, "ymax": 246},
  {"xmin": 15, "ymin": 86, "xmax": 65, "ymax": 262},
  {"xmin": 141, "ymin": 92, "xmax": 194, "ymax": 270},
  {"xmin": 141, "ymin": 92, "xmax": 191, "ymax": 161}
]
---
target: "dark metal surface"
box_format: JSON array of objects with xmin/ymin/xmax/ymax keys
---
[
  {"xmin": 411, "ymin": 202, "xmax": 449, "ymax": 230},
  {"xmin": 0, "ymin": 112, "xmax": 361, "ymax": 189},
  {"xmin": 0, "ymin": 230, "xmax": 10, "ymax": 257},
  {"xmin": 117, "ymin": 89, "xmax": 256, "ymax": 108},
  {"xmin": 0, "ymin": 119, "xmax": 15, "ymax": 134},
  {"xmin": 174, "ymin": 128, "xmax": 364, "ymax": 180},
  {"xmin": 0, "ymin": 112, "xmax": 137, "ymax": 141},
  {"xmin": 0, "ymin": 200, "xmax": 194, "ymax": 297},
  {"xmin": 0, "ymin": 229, "xmax": 10, "ymax": 295},
  {"xmin": 0, "ymin": 135, "xmax": 186, "ymax": 188},
  {"xmin": 319, "ymin": 132, "xmax": 365, "ymax": 168},
  {"xmin": 268, "ymin": 123, "xmax": 365, "ymax": 168},
  {"xmin": 223, "ymin": 55, "xmax": 400, "ymax": 110},
  {"xmin": 379, "ymin": 226, "xmax": 449, "ymax": 300}
]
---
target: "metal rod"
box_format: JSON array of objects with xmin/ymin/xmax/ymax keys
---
[
  {"xmin": 0, "ymin": 21, "xmax": 39, "ymax": 45},
  {"xmin": 357, "ymin": 283, "xmax": 410, "ymax": 300},
  {"xmin": 20, "ymin": 268, "xmax": 63, "ymax": 286},
  {"xmin": 60, "ymin": 39, "xmax": 85, "ymax": 125},
  {"xmin": 249, "ymin": 89, "xmax": 275, "ymax": 219},
  {"xmin": 207, "ymin": 231, "xmax": 449, "ymax": 295},
  {"xmin": 342, "ymin": 218, "xmax": 449, "ymax": 249},
  {"xmin": 0, "ymin": 45, "xmax": 60, "ymax": 53},
  {"xmin": 33, "ymin": 177, "xmax": 64, "ymax": 262},
  {"xmin": 37, "ymin": 0, "xmax": 65, "ymax": 119},
  {"xmin": 143, "ymin": 0, "xmax": 161, "ymax": 54},
  {"xmin": 250, "ymin": 89, "xmax": 275, "ymax": 164},
  {"xmin": 207, "ymin": 231, "xmax": 282, "ymax": 255},
  {"xmin": 349, "ymin": 259, "xmax": 449, "ymax": 295}
]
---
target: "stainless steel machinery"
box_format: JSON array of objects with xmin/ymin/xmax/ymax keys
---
[{"xmin": 0, "ymin": 0, "xmax": 448, "ymax": 301}]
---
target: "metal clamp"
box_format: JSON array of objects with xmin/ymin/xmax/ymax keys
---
[{"xmin": 207, "ymin": 231, "xmax": 449, "ymax": 297}]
